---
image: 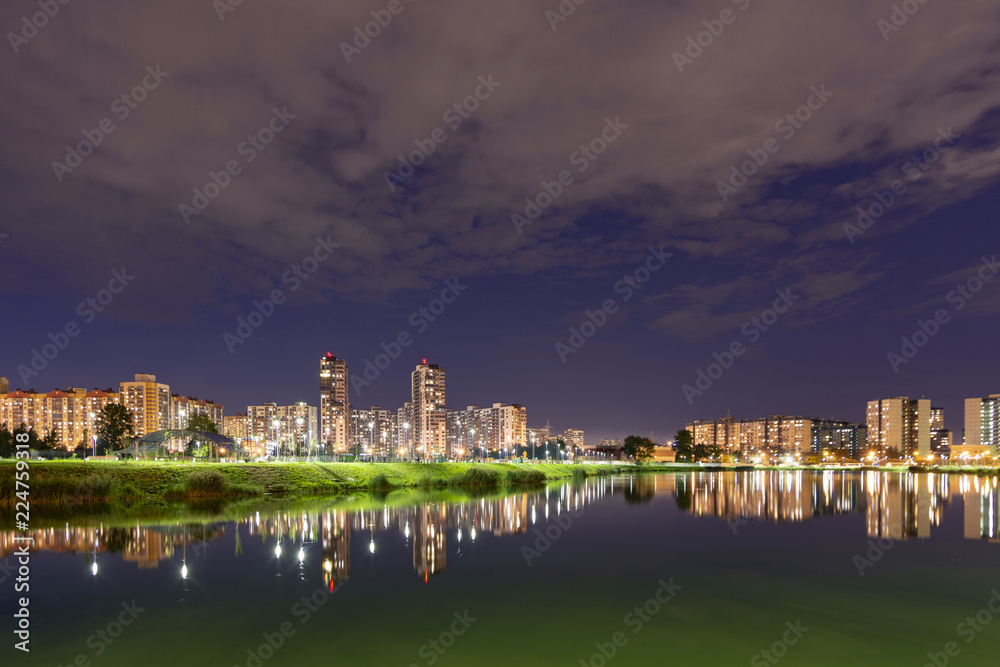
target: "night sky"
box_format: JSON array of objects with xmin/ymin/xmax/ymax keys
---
[{"xmin": 2, "ymin": 0, "xmax": 998, "ymax": 443}]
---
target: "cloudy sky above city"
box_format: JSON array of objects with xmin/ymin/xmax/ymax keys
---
[{"xmin": 2, "ymin": 0, "xmax": 999, "ymax": 441}]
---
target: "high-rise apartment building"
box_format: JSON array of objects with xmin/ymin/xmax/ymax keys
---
[
  {"xmin": 962, "ymin": 394, "xmax": 1000, "ymax": 457},
  {"xmin": 351, "ymin": 406, "xmax": 398, "ymax": 457},
  {"xmin": 223, "ymin": 413, "xmax": 248, "ymax": 440},
  {"xmin": 319, "ymin": 353, "xmax": 351, "ymax": 453},
  {"xmin": 447, "ymin": 403, "xmax": 527, "ymax": 457},
  {"xmin": 171, "ymin": 394, "xmax": 224, "ymax": 431},
  {"xmin": 688, "ymin": 414, "xmax": 867, "ymax": 458},
  {"xmin": 248, "ymin": 401, "xmax": 318, "ymax": 455},
  {"xmin": 120, "ymin": 374, "xmax": 172, "ymax": 437},
  {"xmin": 562, "ymin": 429, "xmax": 585, "ymax": 449},
  {"xmin": 866, "ymin": 397, "xmax": 931, "ymax": 457},
  {"xmin": 412, "ymin": 361, "xmax": 447, "ymax": 458}
]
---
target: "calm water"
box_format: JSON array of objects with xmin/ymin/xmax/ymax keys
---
[{"xmin": 4, "ymin": 471, "xmax": 1000, "ymax": 666}]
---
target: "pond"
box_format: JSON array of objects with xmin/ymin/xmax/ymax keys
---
[{"xmin": 4, "ymin": 470, "xmax": 999, "ymax": 666}]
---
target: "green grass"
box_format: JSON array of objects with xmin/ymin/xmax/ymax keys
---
[{"xmin": 0, "ymin": 460, "xmax": 633, "ymax": 507}]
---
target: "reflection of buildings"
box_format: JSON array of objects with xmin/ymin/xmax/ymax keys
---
[
  {"xmin": 0, "ymin": 525, "xmax": 202, "ymax": 568},
  {"xmin": 863, "ymin": 471, "xmax": 948, "ymax": 540},
  {"xmin": 414, "ymin": 504, "xmax": 447, "ymax": 577},
  {"xmin": 320, "ymin": 510, "xmax": 350, "ymax": 585},
  {"xmin": 960, "ymin": 476, "xmax": 1000, "ymax": 541}
]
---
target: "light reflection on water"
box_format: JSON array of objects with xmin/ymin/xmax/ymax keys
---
[{"xmin": 3, "ymin": 471, "xmax": 998, "ymax": 584}]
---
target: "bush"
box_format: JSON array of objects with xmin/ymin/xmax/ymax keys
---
[
  {"xmin": 369, "ymin": 473, "xmax": 394, "ymax": 490},
  {"xmin": 185, "ymin": 470, "xmax": 228, "ymax": 496},
  {"xmin": 504, "ymin": 468, "xmax": 545, "ymax": 485}
]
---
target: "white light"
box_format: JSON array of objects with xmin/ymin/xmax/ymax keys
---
[
  {"xmin": 369, "ymin": 539, "xmax": 375, "ymax": 553},
  {"xmin": 91, "ymin": 562, "xmax": 98, "ymax": 576},
  {"xmin": 181, "ymin": 564, "xmax": 188, "ymax": 579},
  {"xmin": 275, "ymin": 543, "xmax": 282, "ymax": 558},
  {"xmin": 298, "ymin": 548, "xmax": 305, "ymax": 563}
]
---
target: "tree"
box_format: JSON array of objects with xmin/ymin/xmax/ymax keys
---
[
  {"xmin": 0, "ymin": 423, "xmax": 12, "ymax": 458},
  {"xmin": 95, "ymin": 404, "xmax": 135, "ymax": 453},
  {"xmin": 674, "ymin": 430, "xmax": 694, "ymax": 462},
  {"xmin": 622, "ymin": 435, "xmax": 656, "ymax": 463},
  {"xmin": 38, "ymin": 429, "xmax": 59, "ymax": 451},
  {"xmin": 186, "ymin": 414, "xmax": 220, "ymax": 461}
]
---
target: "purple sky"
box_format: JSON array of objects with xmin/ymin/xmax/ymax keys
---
[{"xmin": 2, "ymin": 0, "xmax": 999, "ymax": 443}]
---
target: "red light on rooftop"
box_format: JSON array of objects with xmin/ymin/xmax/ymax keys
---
[
  {"xmin": 326, "ymin": 352, "xmax": 333, "ymax": 358},
  {"xmin": 422, "ymin": 358, "xmax": 427, "ymax": 365}
]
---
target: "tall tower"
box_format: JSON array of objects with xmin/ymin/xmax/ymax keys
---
[
  {"xmin": 412, "ymin": 360, "xmax": 446, "ymax": 459},
  {"xmin": 320, "ymin": 353, "xmax": 351, "ymax": 453}
]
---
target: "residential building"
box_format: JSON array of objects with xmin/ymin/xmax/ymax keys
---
[
  {"xmin": 0, "ymin": 387, "xmax": 122, "ymax": 449},
  {"xmin": 688, "ymin": 415, "xmax": 867, "ymax": 458},
  {"xmin": 866, "ymin": 397, "xmax": 932, "ymax": 457},
  {"xmin": 398, "ymin": 402, "xmax": 414, "ymax": 459},
  {"xmin": 171, "ymin": 394, "xmax": 224, "ymax": 431},
  {"xmin": 447, "ymin": 403, "xmax": 527, "ymax": 457},
  {"xmin": 223, "ymin": 413, "xmax": 249, "ymax": 441},
  {"xmin": 960, "ymin": 394, "xmax": 1000, "ymax": 458},
  {"xmin": 319, "ymin": 353, "xmax": 351, "ymax": 453},
  {"xmin": 562, "ymin": 429, "xmax": 585, "ymax": 449},
  {"xmin": 248, "ymin": 401, "xmax": 318, "ymax": 456},
  {"xmin": 412, "ymin": 361, "xmax": 447, "ymax": 458},
  {"xmin": 120, "ymin": 374, "xmax": 172, "ymax": 437},
  {"xmin": 351, "ymin": 406, "xmax": 398, "ymax": 457}
]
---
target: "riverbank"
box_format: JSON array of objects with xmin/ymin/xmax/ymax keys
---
[{"xmin": 0, "ymin": 460, "xmax": 640, "ymax": 506}]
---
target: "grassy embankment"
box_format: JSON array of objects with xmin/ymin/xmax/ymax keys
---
[{"xmin": 0, "ymin": 460, "xmax": 635, "ymax": 507}]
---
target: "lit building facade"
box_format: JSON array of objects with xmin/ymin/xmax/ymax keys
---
[
  {"xmin": 351, "ymin": 406, "xmax": 398, "ymax": 457},
  {"xmin": 961, "ymin": 394, "xmax": 1000, "ymax": 458},
  {"xmin": 688, "ymin": 415, "xmax": 867, "ymax": 458},
  {"xmin": 170, "ymin": 394, "xmax": 224, "ymax": 431},
  {"xmin": 120, "ymin": 374, "xmax": 172, "ymax": 437},
  {"xmin": 248, "ymin": 401, "xmax": 318, "ymax": 455},
  {"xmin": 412, "ymin": 361, "xmax": 447, "ymax": 458},
  {"xmin": 866, "ymin": 397, "xmax": 931, "ymax": 457},
  {"xmin": 320, "ymin": 354, "xmax": 351, "ymax": 453}
]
